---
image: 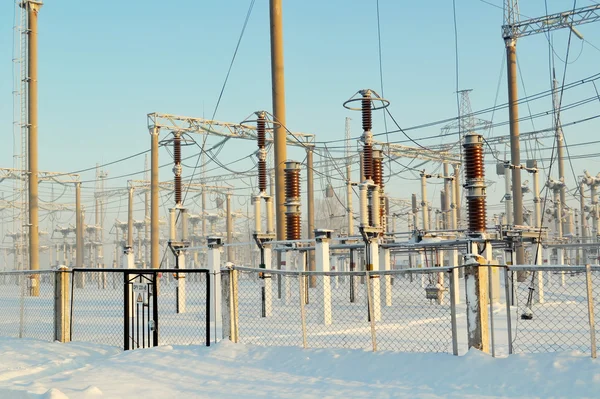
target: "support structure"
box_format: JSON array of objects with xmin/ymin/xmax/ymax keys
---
[
  {"xmin": 270, "ymin": 0, "xmax": 287, "ymax": 273},
  {"xmin": 463, "ymin": 131, "xmax": 490, "ymax": 353},
  {"xmin": 314, "ymin": 229, "xmax": 332, "ymax": 325},
  {"xmin": 502, "ymin": 2, "xmax": 600, "ymax": 266},
  {"xmin": 26, "ymin": 1, "xmax": 43, "ymax": 295},
  {"xmin": 150, "ymin": 127, "xmax": 160, "ymax": 269},
  {"xmin": 306, "ymin": 149, "xmax": 315, "ymax": 280},
  {"xmin": 208, "ymin": 236, "xmax": 223, "ymax": 333}
]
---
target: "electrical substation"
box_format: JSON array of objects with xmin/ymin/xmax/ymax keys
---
[{"xmin": 3, "ymin": 0, "xmax": 600, "ymax": 356}]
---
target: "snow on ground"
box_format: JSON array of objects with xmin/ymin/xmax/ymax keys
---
[{"xmin": 0, "ymin": 337, "xmax": 599, "ymax": 399}]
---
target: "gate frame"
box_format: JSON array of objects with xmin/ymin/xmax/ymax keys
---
[{"xmin": 70, "ymin": 268, "xmax": 211, "ymax": 350}]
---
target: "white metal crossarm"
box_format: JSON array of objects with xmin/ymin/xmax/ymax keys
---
[
  {"xmin": 127, "ymin": 179, "xmax": 231, "ymax": 194},
  {"xmin": 0, "ymin": 199, "xmax": 74, "ymax": 211},
  {"xmin": 148, "ymin": 112, "xmax": 315, "ymax": 148},
  {"xmin": 502, "ymin": 4, "xmax": 600, "ymax": 40},
  {"xmin": 379, "ymin": 141, "xmax": 461, "ymax": 164},
  {"xmin": 0, "ymin": 168, "xmax": 80, "ymax": 184}
]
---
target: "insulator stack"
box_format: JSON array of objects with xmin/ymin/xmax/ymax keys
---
[
  {"xmin": 343, "ymin": 88, "xmax": 390, "ymax": 232},
  {"xmin": 362, "ymin": 92, "xmax": 372, "ymax": 132},
  {"xmin": 372, "ymin": 150, "xmax": 382, "ymax": 187},
  {"xmin": 284, "ymin": 161, "xmax": 302, "ymax": 240},
  {"xmin": 256, "ymin": 112, "xmax": 267, "ymax": 194},
  {"xmin": 362, "ymin": 144, "xmax": 373, "ymax": 181},
  {"xmin": 173, "ymin": 132, "xmax": 182, "ymax": 205},
  {"xmin": 257, "ymin": 117, "xmax": 266, "ymax": 148},
  {"xmin": 463, "ymin": 134, "xmax": 487, "ymax": 234},
  {"xmin": 258, "ymin": 160, "xmax": 267, "ymax": 193},
  {"xmin": 373, "ymin": 149, "xmax": 385, "ymax": 231}
]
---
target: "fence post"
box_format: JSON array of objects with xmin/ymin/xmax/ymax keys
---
[
  {"xmin": 504, "ymin": 266, "xmax": 513, "ymax": 355},
  {"xmin": 488, "ymin": 264, "xmax": 496, "ymax": 357},
  {"xmin": 585, "ymin": 264, "xmax": 597, "ymax": 359},
  {"xmin": 366, "ymin": 270, "xmax": 377, "ymax": 352},
  {"xmin": 53, "ymin": 266, "xmax": 71, "ymax": 342},
  {"xmin": 221, "ymin": 268, "xmax": 232, "ymax": 340},
  {"xmin": 299, "ymin": 273, "xmax": 307, "ymax": 348},
  {"xmin": 379, "ymin": 247, "xmax": 392, "ymax": 307},
  {"xmin": 464, "ymin": 253, "xmax": 490, "ymax": 353},
  {"xmin": 315, "ymin": 229, "xmax": 332, "ymax": 325},
  {"xmin": 208, "ymin": 237, "xmax": 223, "ymax": 337},
  {"xmin": 231, "ymin": 268, "xmax": 239, "ymax": 343},
  {"xmin": 448, "ymin": 269, "xmax": 459, "ymax": 356}
]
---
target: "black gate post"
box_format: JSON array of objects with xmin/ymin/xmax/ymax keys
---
[
  {"xmin": 124, "ymin": 271, "xmax": 130, "ymax": 351},
  {"xmin": 152, "ymin": 272, "xmax": 159, "ymax": 347}
]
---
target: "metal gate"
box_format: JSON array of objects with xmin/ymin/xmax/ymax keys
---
[
  {"xmin": 124, "ymin": 272, "xmax": 158, "ymax": 350},
  {"xmin": 70, "ymin": 268, "xmax": 211, "ymax": 350}
]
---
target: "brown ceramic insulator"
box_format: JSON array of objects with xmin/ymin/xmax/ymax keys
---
[
  {"xmin": 467, "ymin": 197, "xmax": 487, "ymax": 233},
  {"xmin": 257, "ymin": 116, "xmax": 266, "ymax": 148},
  {"xmin": 362, "ymin": 144, "xmax": 373, "ymax": 181},
  {"xmin": 285, "ymin": 169, "xmax": 300, "ymax": 199},
  {"xmin": 362, "ymin": 96, "xmax": 372, "ymax": 132},
  {"xmin": 286, "ymin": 214, "xmax": 301, "ymax": 240},
  {"xmin": 174, "ymin": 175, "xmax": 182, "ymax": 205},
  {"xmin": 258, "ymin": 159, "xmax": 267, "ymax": 193},
  {"xmin": 372, "ymin": 157, "xmax": 382, "ymax": 187},
  {"xmin": 174, "ymin": 135, "xmax": 181, "ymax": 164},
  {"xmin": 464, "ymin": 145, "xmax": 484, "ymax": 180},
  {"xmin": 174, "ymin": 134, "xmax": 182, "ymax": 205}
]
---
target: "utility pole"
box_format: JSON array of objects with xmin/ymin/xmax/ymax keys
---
[
  {"xmin": 75, "ymin": 182, "xmax": 84, "ymax": 288},
  {"xmin": 26, "ymin": 1, "xmax": 42, "ymax": 294},
  {"xmin": 226, "ymin": 192, "xmax": 234, "ymax": 263},
  {"xmin": 345, "ymin": 117, "xmax": 354, "ymax": 236},
  {"xmin": 306, "ymin": 148, "xmax": 315, "ymax": 277},
  {"xmin": 443, "ymin": 163, "xmax": 451, "ymax": 229},
  {"xmin": 150, "ymin": 126, "xmax": 160, "ymax": 269},
  {"xmin": 144, "ymin": 155, "xmax": 150, "ymax": 267},
  {"xmin": 502, "ymin": 1, "xmax": 600, "ymax": 267},
  {"xmin": 551, "ymin": 74, "xmax": 569, "ymax": 235},
  {"xmin": 504, "ymin": 3, "xmax": 525, "ymax": 266},
  {"xmin": 269, "ymin": 0, "xmax": 287, "ymax": 270},
  {"xmin": 580, "ymin": 181, "xmax": 588, "ymax": 262},
  {"xmin": 128, "ymin": 187, "xmax": 134, "ymax": 250}
]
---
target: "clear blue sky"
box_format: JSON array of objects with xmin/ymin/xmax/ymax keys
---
[{"xmin": 1, "ymin": 0, "xmax": 600, "ymax": 253}]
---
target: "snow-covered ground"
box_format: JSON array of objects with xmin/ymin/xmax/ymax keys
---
[{"xmin": 0, "ymin": 337, "xmax": 599, "ymax": 398}]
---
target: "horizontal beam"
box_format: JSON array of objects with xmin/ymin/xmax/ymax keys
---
[
  {"xmin": 148, "ymin": 112, "xmax": 315, "ymax": 148},
  {"xmin": 503, "ymin": 4, "xmax": 600, "ymax": 40}
]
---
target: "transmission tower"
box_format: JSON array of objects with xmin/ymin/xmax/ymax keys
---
[{"xmin": 442, "ymin": 89, "xmax": 491, "ymax": 138}]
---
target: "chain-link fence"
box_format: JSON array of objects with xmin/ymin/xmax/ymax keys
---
[
  {"xmin": 70, "ymin": 270, "xmax": 124, "ymax": 347},
  {"xmin": 0, "ymin": 270, "xmax": 56, "ymax": 341},
  {"xmin": 373, "ymin": 269, "xmax": 455, "ymax": 353},
  {"xmin": 510, "ymin": 266, "xmax": 595, "ymax": 354},
  {"xmin": 235, "ymin": 269, "xmax": 304, "ymax": 347},
  {"xmin": 227, "ymin": 266, "xmax": 458, "ymax": 354},
  {"xmin": 2, "ymin": 264, "xmax": 599, "ymax": 358},
  {"xmin": 155, "ymin": 271, "xmax": 210, "ymax": 346}
]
